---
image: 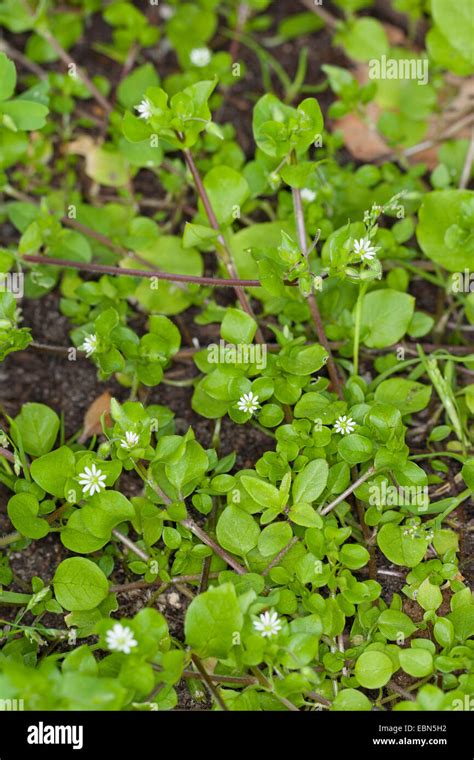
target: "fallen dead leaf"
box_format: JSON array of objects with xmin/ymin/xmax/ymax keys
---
[
  {"xmin": 78, "ymin": 391, "xmax": 112, "ymax": 443},
  {"xmin": 335, "ymin": 109, "xmax": 390, "ymax": 161}
]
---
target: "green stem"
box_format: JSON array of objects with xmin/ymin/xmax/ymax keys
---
[{"xmin": 353, "ymin": 281, "xmax": 368, "ymax": 376}]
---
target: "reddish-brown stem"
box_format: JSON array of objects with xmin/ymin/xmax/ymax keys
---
[
  {"xmin": 36, "ymin": 28, "xmax": 112, "ymax": 113},
  {"xmin": 182, "ymin": 148, "xmax": 265, "ymax": 343},
  {"xmin": 136, "ymin": 466, "xmax": 248, "ymax": 576},
  {"xmin": 21, "ymin": 255, "xmax": 269, "ymax": 288},
  {"xmin": 182, "ymin": 518, "xmax": 247, "ymax": 575},
  {"xmin": 291, "ymin": 178, "xmax": 344, "ymax": 399},
  {"xmin": 0, "ymin": 447, "xmax": 15, "ymax": 463},
  {"xmin": 191, "ymin": 654, "xmax": 229, "ymax": 711},
  {"xmin": 262, "ymin": 536, "xmax": 298, "ymax": 576}
]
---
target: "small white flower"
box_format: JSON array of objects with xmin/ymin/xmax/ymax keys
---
[
  {"xmin": 253, "ymin": 610, "xmax": 282, "ymax": 638},
  {"xmin": 190, "ymin": 47, "xmax": 212, "ymax": 67},
  {"xmin": 334, "ymin": 415, "xmax": 356, "ymax": 436},
  {"xmin": 237, "ymin": 391, "xmax": 259, "ymax": 415},
  {"xmin": 80, "ymin": 334, "xmax": 98, "ymax": 358},
  {"xmin": 106, "ymin": 623, "xmax": 137, "ymax": 654},
  {"xmin": 120, "ymin": 431, "xmax": 140, "ymax": 450},
  {"xmin": 301, "ymin": 188, "xmax": 316, "ymax": 203},
  {"xmin": 159, "ymin": 4, "xmax": 174, "ymax": 19},
  {"xmin": 135, "ymin": 97, "xmax": 153, "ymax": 120},
  {"xmin": 353, "ymin": 237, "xmax": 380, "ymax": 261},
  {"xmin": 78, "ymin": 463, "xmax": 107, "ymax": 496}
]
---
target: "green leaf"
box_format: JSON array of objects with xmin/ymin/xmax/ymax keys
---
[
  {"xmin": 377, "ymin": 523, "xmax": 428, "ymax": 567},
  {"xmin": 448, "ymin": 605, "xmax": 474, "ymax": 642},
  {"xmin": 11, "ymin": 403, "xmax": 60, "ymax": 457},
  {"xmin": 332, "ymin": 688, "xmax": 372, "ymax": 711},
  {"xmin": 165, "ymin": 439, "xmax": 208, "ymax": 494},
  {"xmin": 53, "ymin": 558, "xmax": 109, "ymax": 611},
  {"xmin": 417, "ymin": 190, "xmax": 474, "ymax": 271},
  {"xmin": 433, "ymin": 618, "xmax": 454, "ymax": 648},
  {"xmin": 375, "ymin": 378, "xmax": 432, "ymax": 414},
  {"xmin": 216, "ymin": 505, "xmax": 260, "ymax": 557},
  {"xmin": 338, "ymin": 434, "xmax": 373, "ymax": 465},
  {"xmin": 360, "ymin": 290, "xmax": 415, "ymax": 348},
  {"xmin": 30, "ymin": 446, "xmax": 76, "ymax": 498},
  {"xmin": 241, "ymin": 476, "xmax": 281, "ymax": 507},
  {"xmin": 184, "ymin": 582, "xmax": 243, "ymax": 658},
  {"xmin": 378, "ymin": 609, "xmax": 417, "ymax": 640},
  {"xmin": 416, "ymin": 577, "xmax": 443, "ymax": 611},
  {"xmin": 117, "ymin": 62, "xmax": 160, "ymax": 110},
  {"xmin": 292, "ymin": 459, "xmax": 328, "ymax": 503},
  {"xmin": 0, "ymin": 53, "xmax": 16, "ymax": 102},
  {"xmin": 253, "ymin": 94, "xmax": 323, "ymax": 158},
  {"xmin": 340, "ymin": 544, "xmax": 370, "ymax": 570},
  {"xmin": 399, "ymin": 647, "xmax": 433, "ymax": 678},
  {"xmin": 80, "ymin": 490, "xmax": 135, "ymax": 539},
  {"xmin": 221, "ymin": 308, "xmax": 257, "ymax": 344},
  {"xmin": 7, "ymin": 493, "xmax": 49, "ymax": 539},
  {"xmin": 182, "ymin": 222, "xmax": 219, "ymax": 249},
  {"xmin": 355, "ymin": 651, "xmax": 393, "ymax": 688},
  {"xmin": 288, "ymin": 503, "xmax": 323, "ymax": 528},
  {"xmin": 0, "ymin": 100, "xmax": 48, "ymax": 131},
  {"xmin": 461, "ymin": 460, "xmax": 474, "ymax": 491},
  {"xmin": 335, "ymin": 18, "xmax": 388, "ymax": 62},
  {"xmin": 202, "ymin": 166, "xmax": 249, "ymax": 226},
  {"xmin": 279, "ymin": 344, "xmax": 328, "ymax": 375},
  {"xmin": 257, "ymin": 522, "xmax": 292, "ymax": 557},
  {"xmin": 430, "ymin": 0, "xmax": 474, "ymax": 63}
]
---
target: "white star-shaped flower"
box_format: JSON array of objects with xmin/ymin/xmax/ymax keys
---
[
  {"xmin": 334, "ymin": 415, "xmax": 356, "ymax": 436},
  {"xmin": 80, "ymin": 334, "xmax": 98, "ymax": 358},
  {"xmin": 106, "ymin": 623, "xmax": 138, "ymax": 654},
  {"xmin": 353, "ymin": 237, "xmax": 380, "ymax": 261},
  {"xmin": 78, "ymin": 463, "xmax": 107, "ymax": 496},
  {"xmin": 120, "ymin": 431, "xmax": 140, "ymax": 450},
  {"xmin": 301, "ymin": 188, "xmax": 316, "ymax": 203},
  {"xmin": 190, "ymin": 47, "xmax": 212, "ymax": 67},
  {"xmin": 253, "ymin": 610, "xmax": 282, "ymax": 638},
  {"xmin": 135, "ymin": 97, "xmax": 153, "ymax": 120},
  {"xmin": 237, "ymin": 392, "xmax": 259, "ymax": 415}
]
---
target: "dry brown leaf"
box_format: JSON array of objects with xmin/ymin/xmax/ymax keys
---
[
  {"xmin": 381, "ymin": 21, "xmax": 407, "ymax": 47},
  {"xmin": 335, "ymin": 110, "xmax": 390, "ymax": 161},
  {"xmin": 79, "ymin": 391, "xmax": 112, "ymax": 443}
]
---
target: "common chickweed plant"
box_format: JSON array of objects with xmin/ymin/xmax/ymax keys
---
[{"xmin": 0, "ymin": 0, "xmax": 473, "ymax": 713}]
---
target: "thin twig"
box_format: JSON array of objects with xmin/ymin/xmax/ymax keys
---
[
  {"xmin": 36, "ymin": 28, "xmax": 112, "ymax": 113},
  {"xmin": 21, "ymin": 254, "xmax": 272, "ymax": 288},
  {"xmin": 110, "ymin": 573, "xmax": 220, "ymax": 593},
  {"xmin": 0, "ymin": 447, "xmax": 15, "ymax": 463},
  {"xmin": 191, "ymin": 654, "xmax": 229, "ymax": 711},
  {"xmin": 320, "ymin": 466, "xmax": 377, "ymax": 516},
  {"xmin": 460, "ymin": 128, "xmax": 474, "ymax": 189},
  {"xmin": 291, "ymin": 172, "xmax": 344, "ymax": 399},
  {"xmin": 299, "ymin": 0, "xmax": 339, "ymax": 29},
  {"xmin": 135, "ymin": 464, "xmax": 248, "ymax": 575},
  {"xmin": 262, "ymin": 536, "xmax": 298, "ymax": 576},
  {"xmin": 112, "ymin": 529, "xmax": 150, "ymax": 562},
  {"xmin": 182, "ymin": 148, "xmax": 265, "ymax": 343}
]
